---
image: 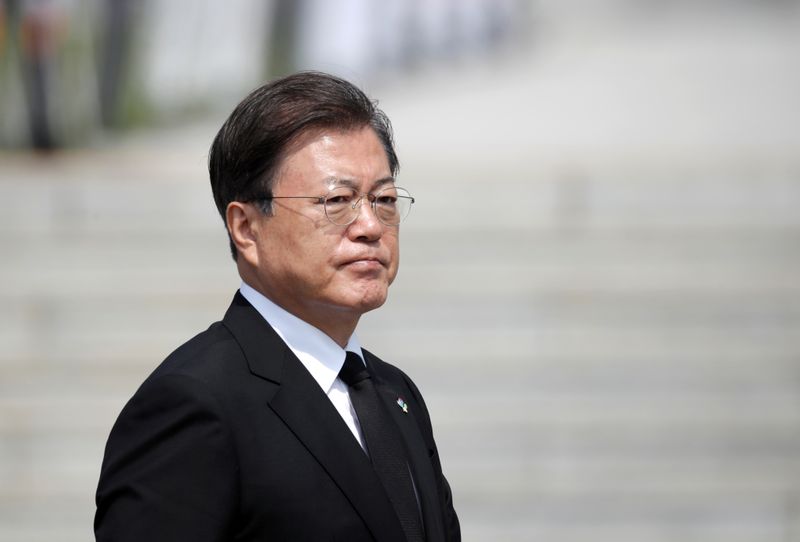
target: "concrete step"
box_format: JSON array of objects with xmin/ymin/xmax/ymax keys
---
[
  {"xmin": 3, "ymin": 173, "xmax": 799, "ymax": 236},
  {"xmin": 4, "ymin": 228, "xmax": 799, "ymax": 293}
]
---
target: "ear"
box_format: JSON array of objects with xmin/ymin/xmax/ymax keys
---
[{"xmin": 226, "ymin": 201, "xmax": 261, "ymax": 266}]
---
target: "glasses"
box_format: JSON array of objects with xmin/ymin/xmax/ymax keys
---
[{"xmin": 254, "ymin": 185, "xmax": 415, "ymax": 226}]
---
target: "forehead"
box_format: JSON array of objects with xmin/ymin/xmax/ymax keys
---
[{"xmin": 275, "ymin": 127, "xmax": 391, "ymax": 192}]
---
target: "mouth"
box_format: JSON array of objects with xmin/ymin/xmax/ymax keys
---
[{"xmin": 340, "ymin": 256, "xmax": 387, "ymax": 269}]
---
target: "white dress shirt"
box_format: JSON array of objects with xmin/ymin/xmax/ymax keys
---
[{"xmin": 239, "ymin": 282, "xmax": 367, "ymax": 450}]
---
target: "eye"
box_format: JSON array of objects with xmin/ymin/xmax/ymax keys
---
[
  {"xmin": 326, "ymin": 189, "xmax": 356, "ymax": 205},
  {"xmin": 376, "ymin": 195, "xmax": 398, "ymax": 205}
]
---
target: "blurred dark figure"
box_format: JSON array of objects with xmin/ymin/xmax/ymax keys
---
[
  {"xmin": 97, "ymin": 0, "xmax": 139, "ymax": 128},
  {"xmin": 267, "ymin": 0, "xmax": 302, "ymax": 77},
  {"xmin": 0, "ymin": 0, "xmax": 142, "ymax": 149},
  {"xmin": 7, "ymin": 0, "xmax": 64, "ymax": 150}
]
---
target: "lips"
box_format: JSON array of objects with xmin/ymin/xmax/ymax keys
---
[{"xmin": 340, "ymin": 255, "xmax": 387, "ymax": 268}]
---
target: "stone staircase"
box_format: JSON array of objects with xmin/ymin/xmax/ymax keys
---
[
  {"xmin": 363, "ymin": 168, "xmax": 800, "ymax": 542},
  {"xmin": 2, "ymin": 7, "xmax": 800, "ymax": 541}
]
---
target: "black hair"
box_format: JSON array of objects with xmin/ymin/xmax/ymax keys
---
[{"xmin": 208, "ymin": 71, "xmax": 399, "ymax": 260}]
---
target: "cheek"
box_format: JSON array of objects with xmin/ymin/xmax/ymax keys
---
[{"xmin": 387, "ymin": 233, "xmax": 400, "ymax": 273}]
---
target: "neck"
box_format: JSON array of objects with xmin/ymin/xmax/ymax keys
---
[
  {"xmin": 240, "ymin": 272, "xmax": 360, "ymax": 349},
  {"xmin": 305, "ymin": 313, "xmax": 359, "ymax": 349}
]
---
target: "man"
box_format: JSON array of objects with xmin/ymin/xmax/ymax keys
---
[{"xmin": 94, "ymin": 71, "xmax": 460, "ymax": 542}]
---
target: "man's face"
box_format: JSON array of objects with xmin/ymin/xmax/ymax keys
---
[{"xmin": 247, "ymin": 127, "xmax": 400, "ymax": 330}]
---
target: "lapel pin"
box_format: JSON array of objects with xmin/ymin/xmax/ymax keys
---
[{"xmin": 396, "ymin": 397, "xmax": 409, "ymax": 413}]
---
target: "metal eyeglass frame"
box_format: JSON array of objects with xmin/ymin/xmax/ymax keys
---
[{"xmin": 251, "ymin": 186, "xmax": 415, "ymax": 226}]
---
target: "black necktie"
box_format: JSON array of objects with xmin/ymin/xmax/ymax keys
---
[{"xmin": 339, "ymin": 352, "xmax": 425, "ymax": 542}]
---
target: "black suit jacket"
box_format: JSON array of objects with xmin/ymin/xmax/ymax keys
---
[{"xmin": 95, "ymin": 292, "xmax": 460, "ymax": 541}]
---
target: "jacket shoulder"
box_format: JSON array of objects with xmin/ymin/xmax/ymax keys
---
[{"xmin": 147, "ymin": 321, "xmax": 245, "ymax": 385}]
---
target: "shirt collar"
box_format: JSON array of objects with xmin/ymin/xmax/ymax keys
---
[{"xmin": 239, "ymin": 281, "xmax": 364, "ymax": 393}]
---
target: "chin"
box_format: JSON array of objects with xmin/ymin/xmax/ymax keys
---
[
  {"xmin": 352, "ymin": 287, "xmax": 389, "ymax": 314},
  {"xmin": 327, "ymin": 279, "xmax": 390, "ymax": 315},
  {"xmin": 361, "ymin": 298, "xmax": 387, "ymax": 314}
]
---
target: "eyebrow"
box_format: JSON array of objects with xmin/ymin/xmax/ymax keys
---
[{"xmin": 327, "ymin": 176, "xmax": 396, "ymax": 190}]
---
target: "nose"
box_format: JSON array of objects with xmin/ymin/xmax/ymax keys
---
[{"xmin": 347, "ymin": 196, "xmax": 383, "ymax": 240}]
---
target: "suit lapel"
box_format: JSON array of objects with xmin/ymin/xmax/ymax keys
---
[
  {"xmin": 222, "ymin": 293, "xmax": 407, "ymax": 542},
  {"xmin": 269, "ymin": 355, "xmax": 408, "ymax": 542},
  {"xmin": 368, "ymin": 354, "xmax": 447, "ymax": 542}
]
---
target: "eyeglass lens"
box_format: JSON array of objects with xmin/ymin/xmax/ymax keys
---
[{"xmin": 324, "ymin": 186, "xmax": 413, "ymax": 226}]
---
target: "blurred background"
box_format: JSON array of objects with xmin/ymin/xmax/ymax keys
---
[{"xmin": 2, "ymin": 0, "xmax": 800, "ymax": 541}]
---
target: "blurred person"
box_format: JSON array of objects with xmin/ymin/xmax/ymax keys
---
[
  {"xmin": 97, "ymin": 0, "xmax": 139, "ymax": 128},
  {"xmin": 94, "ymin": 71, "xmax": 460, "ymax": 542},
  {"xmin": 13, "ymin": 0, "xmax": 64, "ymax": 149}
]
